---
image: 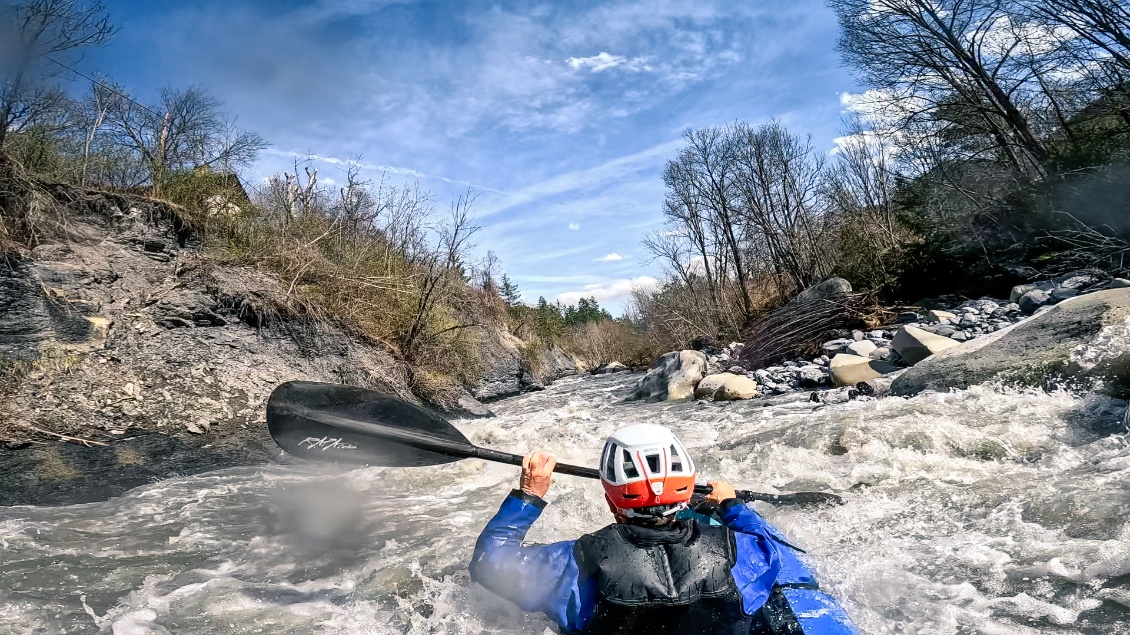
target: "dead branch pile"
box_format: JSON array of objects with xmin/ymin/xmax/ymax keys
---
[{"xmin": 737, "ymin": 293, "xmax": 871, "ymax": 369}]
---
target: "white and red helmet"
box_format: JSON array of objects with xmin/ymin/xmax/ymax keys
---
[{"xmin": 599, "ymin": 424, "xmax": 696, "ymax": 514}]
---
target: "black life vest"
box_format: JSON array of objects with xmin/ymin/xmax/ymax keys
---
[{"xmin": 571, "ymin": 519, "xmax": 753, "ymax": 635}]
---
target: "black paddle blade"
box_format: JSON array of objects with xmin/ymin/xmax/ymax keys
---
[
  {"xmin": 267, "ymin": 381, "xmax": 474, "ymax": 467},
  {"xmin": 741, "ymin": 491, "xmax": 845, "ymax": 507}
]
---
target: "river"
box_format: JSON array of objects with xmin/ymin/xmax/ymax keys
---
[{"xmin": 2, "ymin": 373, "xmax": 1129, "ymax": 634}]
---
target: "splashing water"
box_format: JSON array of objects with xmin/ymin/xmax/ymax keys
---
[{"xmin": 2, "ymin": 374, "xmax": 1129, "ymax": 634}]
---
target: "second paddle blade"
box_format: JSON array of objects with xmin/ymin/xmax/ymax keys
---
[{"xmin": 267, "ymin": 381, "xmax": 472, "ymax": 467}]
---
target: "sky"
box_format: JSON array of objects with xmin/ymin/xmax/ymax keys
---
[{"xmin": 81, "ymin": 0, "xmax": 863, "ymax": 312}]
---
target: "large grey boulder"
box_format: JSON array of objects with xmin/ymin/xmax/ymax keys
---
[
  {"xmin": 629, "ymin": 350, "xmax": 708, "ymax": 402},
  {"xmin": 694, "ymin": 372, "xmax": 759, "ymax": 400},
  {"xmin": 891, "ymin": 325, "xmax": 961, "ymax": 365},
  {"xmin": 793, "ymin": 277, "xmax": 852, "ymax": 304},
  {"xmin": 828, "ymin": 354, "xmax": 902, "ymax": 386},
  {"xmin": 891, "ymin": 289, "xmax": 1130, "ymax": 398}
]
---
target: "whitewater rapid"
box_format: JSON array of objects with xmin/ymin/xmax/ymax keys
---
[{"xmin": 2, "ymin": 373, "xmax": 1129, "ymax": 634}]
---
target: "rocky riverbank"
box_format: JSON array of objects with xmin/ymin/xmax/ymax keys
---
[
  {"xmin": 630, "ymin": 272, "xmax": 1130, "ymax": 405},
  {"xmin": 0, "ymin": 180, "xmax": 577, "ymax": 505}
]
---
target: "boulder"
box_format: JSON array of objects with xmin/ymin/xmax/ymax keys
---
[
  {"xmin": 891, "ymin": 289, "xmax": 1130, "ymax": 398},
  {"xmin": 891, "ymin": 325, "xmax": 961, "ymax": 365},
  {"xmin": 593, "ymin": 361, "xmax": 630, "ymax": 375},
  {"xmin": 1113, "ymin": 279, "xmax": 1130, "ymax": 289},
  {"xmin": 629, "ymin": 350, "xmax": 708, "ymax": 402},
  {"xmin": 694, "ymin": 372, "xmax": 759, "ymax": 400},
  {"xmin": 869, "ymin": 347, "xmax": 893, "ymax": 361},
  {"xmin": 1055, "ymin": 269, "xmax": 1109, "ymax": 290},
  {"xmin": 847, "ymin": 340, "xmax": 877, "ymax": 357},
  {"xmin": 1010, "ymin": 281, "xmax": 1056, "ymax": 304},
  {"xmin": 821, "ymin": 339, "xmax": 853, "ymax": 357},
  {"xmin": 793, "ymin": 277, "xmax": 852, "ymax": 304},
  {"xmin": 1051, "ymin": 287, "xmax": 1079, "ymax": 302},
  {"xmin": 795, "ymin": 365, "xmax": 827, "ymax": 388},
  {"xmin": 829, "ymin": 354, "xmax": 902, "ymax": 386},
  {"xmin": 933, "ymin": 325, "xmax": 957, "ymax": 337},
  {"xmin": 927, "ymin": 310, "xmax": 957, "ymax": 323},
  {"xmin": 1019, "ymin": 289, "xmax": 1052, "ymax": 314}
]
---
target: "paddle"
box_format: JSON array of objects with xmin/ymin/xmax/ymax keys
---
[{"xmin": 266, "ymin": 381, "xmax": 844, "ymax": 507}]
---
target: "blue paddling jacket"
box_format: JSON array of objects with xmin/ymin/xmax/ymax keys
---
[{"xmin": 470, "ymin": 490, "xmax": 859, "ymax": 635}]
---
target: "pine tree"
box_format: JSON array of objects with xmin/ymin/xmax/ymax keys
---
[{"xmin": 499, "ymin": 274, "xmax": 522, "ymax": 307}]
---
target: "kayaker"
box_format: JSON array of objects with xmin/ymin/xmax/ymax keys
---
[{"xmin": 469, "ymin": 423, "xmax": 859, "ymax": 634}]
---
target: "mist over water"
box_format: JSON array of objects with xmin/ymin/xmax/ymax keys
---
[{"xmin": 2, "ymin": 373, "xmax": 1129, "ymax": 634}]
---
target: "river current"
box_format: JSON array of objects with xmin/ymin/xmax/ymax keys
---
[{"xmin": 2, "ymin": 373, "xmax": 1130, "ymax": 634}]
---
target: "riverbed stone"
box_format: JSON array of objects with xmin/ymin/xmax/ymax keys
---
[
  {"xmin": 695, "ymin": 372, "xmax": 760, "ymax": 400},
  {"xmin": 927, "ymin": 310, "xmax": 957, "ymax": 323},
  {"xmin": 891, "ymin": 289, "xmax": 1130, "ymax": 398},
  {"xmin": 1019, "ymin": 289, "xmax": 1052, "ymax": 314},
  {"xmin": 847, "ymin": 340, "xmax": 877, "ymax": 357},
  {"xmin": 891, "ymin": 325, "xmax": 961, "ymax": 365},
  {"xmin": 796, "ymin": 365, "xmax": 827, "ymax": 388},
  {"xmin": 1011, "ymin": 281, "xmax": 1056, "ymax": 304},
  {"xmin": 828, "ymin": 354, "xmax": 902, "ymax": 386},
  {"xmin": 1113, "ymin": 279, "xmax": 1130, "ymax": 289},
  {"xmin": 821, "ymin": 339, "xmax": 853, "ymax": 357}
]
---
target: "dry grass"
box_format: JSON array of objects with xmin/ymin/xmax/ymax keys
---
[{"xmin": 162, "ymin": 170, "xmax": 490, "ymax": 400}]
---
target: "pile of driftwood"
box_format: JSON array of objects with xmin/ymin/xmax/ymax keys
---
[{"xmin": 736, "ymin": 292, "xmax": 872, "ymax": 369}]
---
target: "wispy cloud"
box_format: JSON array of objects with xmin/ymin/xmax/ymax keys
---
[
  {"xmin": 102, "ymin": 0, "xmax": 858, "ymax": 312},
  {"xmin": 597, "ymin": 253, "xmax": 624, "ymax": 262},
  {"xmin": 475, "ymin": 138, "xmax": 683, "ymax": 218},
  {"xmin": 566, "ymin": 52, "xmax": 651, "ymax": 73}
]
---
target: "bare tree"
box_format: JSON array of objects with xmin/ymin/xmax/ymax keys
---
[
  {"xmin": 102, "ymin": 86, "xmax": 266, "ymax": 191},
  {"xmin": 0, "ymin": 0, "xmax": 113, "ymax": 147},
  {"xmin": 1018, "ymin": 0, "xmax": 1130, "ymax": 72},
  {"xmin": 732, "ymin": 120, "xmax": 832, "ymax": 294},
  {"xmin": 402, "ymin": 189, "xmax": 481, "ymax": 359},
  {"xmin": 830, "ymin": 0, "xmax": 1049, "ymax": 178}
]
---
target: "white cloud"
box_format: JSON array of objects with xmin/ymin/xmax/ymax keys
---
[
  {"xmin": 566, "ymin": 52, "xmax": 652, "ymax": 73},
  {"xmin": 475, "ymin": 138, "xmax": 682, "ymax": 217},
  {"xmin": 597, "ymin": 253, "xmax": 624, "ymax": 262},
  {"xmin": 568, "ymin": 222, "xmax": 581, "ymax": 230},
  {"xmin": 557, "ymin": 276, "xmax": 660, "ymax": 306}
]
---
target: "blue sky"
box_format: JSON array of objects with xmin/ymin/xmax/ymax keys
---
[{"xmin": 84, "ymin": 0, "xmax": 861, "ymax": 311}]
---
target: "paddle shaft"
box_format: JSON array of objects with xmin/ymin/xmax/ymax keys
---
[{"xmin": 272, "ymin": 386, "xmax": 842, "ymax": 507}]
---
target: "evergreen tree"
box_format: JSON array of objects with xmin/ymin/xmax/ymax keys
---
[{"xmin": 499, "ymin": 274, "xmax": 522, "ymax": 306}]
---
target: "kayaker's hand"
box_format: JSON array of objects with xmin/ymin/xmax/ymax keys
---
[
  {"xmin": 520, "ymin": 450, "xmax": 556, "ymax": 499},
  {"xmin": 705, "ymin": 480, "xmax": 736, "ymax": 505}
]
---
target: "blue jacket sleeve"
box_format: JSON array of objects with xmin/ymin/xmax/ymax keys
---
[
  {"xmin": 469, "ymin": 490, "xmax": 595, "ymax": 632},
  {"xmin": 720, "ymin": 499, "xmax": 786, "ymax": 615}
]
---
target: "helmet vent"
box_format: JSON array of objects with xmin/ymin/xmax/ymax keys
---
[
  {"xmin": 621, "ymin": 449, "xmax": 640, "ymax": 479},
  {"xmin": 645, "ymin": 454, "xmax": 661, "ymax": 474},
  {"xmin": 604, "ymin": 445, "xmax": 617, "ymax": 482},
  {"xmin": 670, "ymin": 444, "xmax": 683, "ymax": 473}
]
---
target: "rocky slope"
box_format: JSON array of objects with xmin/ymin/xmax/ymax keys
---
[{"xmin": 0, "ymin": 182, "xmax": 573, "ymax": 505}]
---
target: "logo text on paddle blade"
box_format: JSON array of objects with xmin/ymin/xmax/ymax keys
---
[{"xmin": 299, "ymin": 436, "xmax": 358, "ymax": 451}]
